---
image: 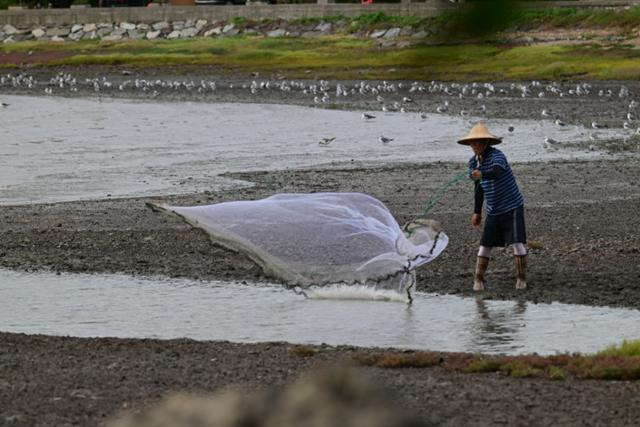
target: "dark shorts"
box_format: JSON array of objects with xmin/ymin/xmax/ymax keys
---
[{"xmin": 481, "ymin": 205, "xmax": 527, "ymax": 247}]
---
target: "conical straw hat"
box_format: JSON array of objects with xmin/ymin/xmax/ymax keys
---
[{"xmin": 457, "ymin": 122, "xmax": 502, "ymax": 145}]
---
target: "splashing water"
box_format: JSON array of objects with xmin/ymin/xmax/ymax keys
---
[{"xmin": 305, "ymin": 284, "xmax": 408, "ymax": 302}]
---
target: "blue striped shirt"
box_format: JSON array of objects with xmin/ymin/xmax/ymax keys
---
[{"xmin": 469, "ymin": 147, "xmax": 524, "ymax": 215}]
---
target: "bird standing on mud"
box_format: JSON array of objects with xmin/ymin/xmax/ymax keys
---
[{"xmin": 459, "ymin": 123, "xmax": 528, "ymax": 292}]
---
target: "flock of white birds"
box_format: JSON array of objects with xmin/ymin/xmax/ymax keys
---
[{"xmin": 2, "ymin": 72, "xmax": 639, "ymax": 150}]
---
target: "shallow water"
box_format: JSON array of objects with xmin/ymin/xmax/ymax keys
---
[
  {"xmin": 0, "ymin": 95, "xmax": 622, "ymax": 205},
  {"xmin": 1, "ymin": 269, "xmax": 638, "ymax": 355}
]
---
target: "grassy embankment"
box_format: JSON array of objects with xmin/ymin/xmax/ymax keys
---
[
  {"xmin": 290, "ymin": 339, "xmax": 640, "ymax": 381},
  {"xmin": 2, "ymin": 7, "xmax": 640, "ymax": 80}
]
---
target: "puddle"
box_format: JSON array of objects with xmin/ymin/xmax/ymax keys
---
[
  {"xmin": 1, "ymin": 269, "xmax": 638, "ymax": 355},
  {"xmin": 0, "ymin": 95, "xmax": 626, "ymax": 205}
]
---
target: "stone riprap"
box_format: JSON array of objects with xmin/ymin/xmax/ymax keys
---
[{"xmin": 0, "ymin": 19, "xmax": 423, "ymax": 44}]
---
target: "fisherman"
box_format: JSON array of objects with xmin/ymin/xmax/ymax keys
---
[{"xmin": 458, "ymin": 122, "xmax": 527, "ymax": 291}]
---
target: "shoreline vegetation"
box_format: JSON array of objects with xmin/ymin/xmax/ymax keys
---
[
  {"xmin": 351, "ymin": 338, "xmax": 640, "ymax": 381},
  {"xmin": 2, "ymin": 8, "xmax": 640, "ymax": 80}
]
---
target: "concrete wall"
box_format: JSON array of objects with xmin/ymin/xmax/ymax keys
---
[{"xmin": 1, "ymin": 0, "xmax": 639, "ymax": 27}]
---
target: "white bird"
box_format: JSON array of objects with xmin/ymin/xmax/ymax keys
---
[
  {"xmin": 544, "ymin": 137, "xmax": 559, "ymax": 149},
  {"xmin": 362, "ymin": 113, "xmax": 376, "ymax": 120},
  {"xmin": 554, "ymin": 118, "xmax": 566, "ymax": 127},
  {"xmin": 402, "ymin": 96, "xmax": 413, "ymax": 103},
  {"xmin": 0, "ymin": 102, "xmax": 9, "ymax": 107},
  {"xmin": 460, "ymin": 110, "xmax": 469, "ymax": 117},
  {"xmin": 542, "ymin": 109, "xmax": 551, "ymax": 117},
  {"xmin": 318, "ymin": 137, "xmax": 336, "ymax": 146},
  {"xmin": 379, "ymin": 135, "xmax": 393, "ymax": 144},
  {"xmin": 623, "ymin": 121, "xmax": 631, "ymax": 130},
  {"xmin": 436, "ymin": 105, "xmax": 447, "ymax": 113},
  {"xmin": 592, "ymin": 121, "xmax": 606, "ymax": 129}
]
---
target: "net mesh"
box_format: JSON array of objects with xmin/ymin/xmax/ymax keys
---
[{"xmin": 148, "ymin": 192, "xmax": 447, "ymax": 290}]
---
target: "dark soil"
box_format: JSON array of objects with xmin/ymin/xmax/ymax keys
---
[
  {"xmin": 3, "ymin": 332, "xmax": 640, "ymax": 427},
  {"xmin": 2, "ymin": 67, "xmax": 640, "ymax": 426}
]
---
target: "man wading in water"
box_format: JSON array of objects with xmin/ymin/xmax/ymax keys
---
[{"xmin": 458, "ymin": 123, "xmax": 527, "ymax": 291}]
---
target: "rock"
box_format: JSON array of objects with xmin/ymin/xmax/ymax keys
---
[
  {"xmin": 137, "ymin": 23, "xmax": 150, "ymax": 31},
  {"xmin": 222, "ymin": 23, "xmax": 235, "ymax": 33},
  {"xmin": 46, "ymin": 27, "xmax": 70, "ymax": 37},
  {"xmin": 2, "ymin": 24, "xmax": 17, "ymax": 35},
  {"xmin": 111, "ymin": 28, "xmax": 126, "ymax": 37},
  {"xmin": 267, "ymin": 28, "xmax": 286, "ymax": 37},
  {"xmin": 301, "ymin": 31, "xmax": 321, "ymax": 38},
  {"xmin": 203, "ymin": 28, "xmax": 219, "ymax": 37},
  {"xmin": 71, "ymin": 24, "xmax": 83, "ymax": 33},
  {"xmin": 98, "ymin": 22, "xmax": 113, "ymax": 29},
  {"xmin": 411, "ymin": 31, "xmax": 428, "ymax": 39},
  {"xmin": 102, "ymin": 34, "xmax": 123, "ymax": 41},
  {"xmin": 243, "ymin": 28, "xmax": 258, "ymax": 35},
  {"xmin": 146, "ymin": 30, "xmax": 161, "ymax": 40},
  {"xmin": 128, "ymin": 30, "xmax": 145, "ymax": 40},
  {"xmin": 83, "ymin": 23, "xmax": 97, "ymax": 33},
  {"xmin": 209, "ymin": 26, "xmax": 222, "ymax": 35},
  {"xmin": 167, "ymin": 30, "xmax": 181, "ymax": 39},
  {"xmin": 68, "ymin": 30, "xmax": 84, "ymax": 41},
  {"xmin": 180, "ymin": 27, "xmax": 199, "ymax": 38},
  {"xmin": 51, "ymin": 35, "xmax": 65, "ymax": 42},
  {"xmin": 173, "ymin": 21, "xmax": 185, "ymax": 31},
  {"xmin": 369, "ymin": 29, "xmax": 387, "ymax": 38},
  {"xmin": 82, "ymin": 31, "xmax": 97, "ymax": 40},
  {"xmin": 315, "ymin": 22, "xmax": 331, "ymax": 32},
  {"xmin": 2, "ymin": 37, "xmax": 14, "ymax": 44},
  {"xmin": 384, "ymin": 27, "xmax": 401, "ymax": 38},
  {"xmin": 31, "ymin": 28, "xmax": 46, "ymax": 38},
  {"xmin": 224, "ymin": 28, "xmax": 240, "ymax": 37},
  {"xmin": 400, "ymin": 26, "xmax": 413, "ymax": 36},
  {"xmin": 96, "ymin": 28, "xmax": 112, "ymax": 37},
  {"xmin": 152, "ymin": 22, "xmax": 170, "ymax": 31},
  {"xmin": 195, "ymin": 19, "xmax": 207, "ymax": 30},
  {"xmin": 120, "ymin": 22, "xmax": 136, "ymax": 31}
]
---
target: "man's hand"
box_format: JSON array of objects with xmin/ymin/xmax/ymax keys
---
[
  {"xmin": 471, "ymin": 213, "xmax": 482, "ymax": 229},
  {"xmin": 471, "ymin": 169, "xmax": 482, "ymax": 181}
]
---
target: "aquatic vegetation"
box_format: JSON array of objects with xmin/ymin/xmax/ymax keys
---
[
  {"xmin": 352, "ymin": 340, "xmax": 640, "ymax": 381},
  {"xmin": 528, "ymin": 240, "xmax": 544, "ymax": 250},
  {"xmin": 598, "ymin": 339, "xmax": 640, "ymax": 358},
  {"xmin": 288, "ymin": 345, "xmax": 317, "ymax": 357}
]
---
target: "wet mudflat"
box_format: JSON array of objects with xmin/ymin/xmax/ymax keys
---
[{"xmin": 2, "ymin": 69, "xmax": 640, "ymax": 426}]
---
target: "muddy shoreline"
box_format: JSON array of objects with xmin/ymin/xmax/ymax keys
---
[
  {"xmin": 2, "ymin": 69, "xmax": 640, "ymax": 426},
  {"xmin": 1, "ymin": 158, "xmax": 639, "ymax": 309}
]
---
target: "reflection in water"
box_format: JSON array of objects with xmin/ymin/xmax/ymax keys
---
[{"xmin": 468, "ymin": 297, "xmax": 528, "ymax": 354}]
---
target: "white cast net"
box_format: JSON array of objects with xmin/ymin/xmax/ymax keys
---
[{"xmin": 148, "ymin": 192, "xmax": 447, "ymax": 291}]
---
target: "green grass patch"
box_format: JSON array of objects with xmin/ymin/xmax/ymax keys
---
[
  {"xmin": 598, "ymin": 340, "xmax": 640, "ymax": 358},
  {"xmin": 4, "ymin": 36, "xmax": 640, "ymax": 81}
]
